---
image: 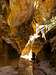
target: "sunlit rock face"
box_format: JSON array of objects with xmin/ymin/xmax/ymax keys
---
[
  {"xmin": 22, "ymin": 36, "xmax": 44, "ymax": 56},
  {"xmin": 7, "ymin": 0, "xmax": 34, "ymax": 27},
  {"xmin": 39, "ymin": 0, "xmax": 55, "ymax": 18},
  {"xmin": 34, "ymin": 0, "xmax": 56, "ymax": 25},
  {"xmin": 32, "ymin": 0, "xmax": 56, "ymax": 32},
  {"xmin": 5, "ymin": 0, "xmax": 34, "ymax": 53},
  {"xmin": 9, "ymin": 22, "xmax": 34, "ymax": 52}
]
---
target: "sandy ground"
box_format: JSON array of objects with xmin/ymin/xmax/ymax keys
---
[{"xmin": 0, "ymin": 58, "xmax": 56, "ymax": 75}]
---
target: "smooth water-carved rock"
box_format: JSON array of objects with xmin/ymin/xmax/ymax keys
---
[{"xmin": 7, "ymin": 0, "xmax": 34, "ymax": 27}]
